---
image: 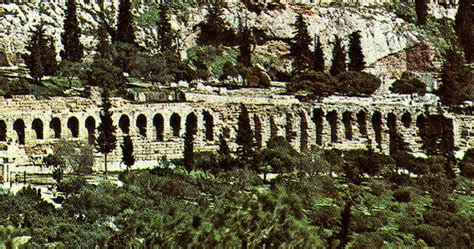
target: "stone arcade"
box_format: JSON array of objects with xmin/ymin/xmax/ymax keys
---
[{"xmin": 0, "ymin": 87, "xmax": 472, "ymax": 182}]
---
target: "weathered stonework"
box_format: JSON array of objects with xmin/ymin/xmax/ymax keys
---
[{"xmin": 0, "ymin": 87, "xmax": 472, "ymax": 183}]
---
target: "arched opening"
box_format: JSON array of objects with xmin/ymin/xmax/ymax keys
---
[
  {"xmin": 13, "ymin": 119, "xmax": 25, "ymax": 145},
  {"xmin": 387, "ymin": 113, "xmax": 398, "ymax": 153},
  {"xmin": 85, "ymin": 117, "xmax": 96, "ymax": 145},
  {"xmin": 170, "ymin": 113, "xmax": 181, "ymax": 137},
  {"xmin": 203, "ymin": 111, "xmax": 214, "ymax": 141},
  {"xmin": 300, "ymin": 111, "xmax": 309, "ymax": 152},
  {"xmin": 356, "ymin": 110, "xmax": 367, "ymax": 137},
  {"xmin": 119, "ymin": 115, "xmax": 130, "ymax": 134},
  {"xmin": 32, "ymin": 119, "xmax": 44, "ymax": 140},
  {"xmin": 372, "ymin": 111, "xmax": 383, "ymax": 148},
  {"xmin": 286, "ymin": 113, "xmax": 295, "ymax": 142},
  {"xmin": 0, "ymin": 120, "xmax": 6, "ymax": 142},
  {"xmin": 270, "ymin": 116, "xmax": 277, "ymax": 138},
  {"xmin": 401, "ymin": 112, "xmax": 412, "ymax": 128},
  {"xmin": 254, "ymin": 114, "xmax": 262, "ymax": 148},
  {"xmin": 67, "ymin": 117, "xmax": 79, "ymax": 138},
  {"xmin": 327, "ymin": 111, "xmax": 338, "ymax": 143},
  {"xmin": 136, "ymin": 114, "xmax": 147, "ymax": 137},
  {"xmin": 50, "ymin": 118, "xmax": 61, "ymax": 139},
  {"xmin": 153, "ymin": 114, "xmax": 164, "ymax": 141},
  {"xmin": 313, "ymin": 108, "xmax": 324, "ymax": 145},
  {"xmin": 342, "ymin": 111, "xmax": 353, "ymax": 140}
]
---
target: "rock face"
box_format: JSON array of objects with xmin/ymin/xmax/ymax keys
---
[{"xmin": 0, "ymin": 3, "xmax": 419, "ymax": 72}]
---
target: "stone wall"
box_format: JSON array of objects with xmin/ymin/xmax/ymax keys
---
[{"xmin": 0, "ymin": 89, "xmax": 472, "ymax": 182}]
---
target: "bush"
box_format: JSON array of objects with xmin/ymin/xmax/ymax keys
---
[
  {"xmin": 460, "ymin": 149, "xmax": 474, "ymax": 179},
  {"xmin": 336, "ymin": 71, "xmax": 381, "ymax": 96},
  {"xmin": 288, "ymin": 71, "xmax": 337, "ymax": 97},
  {"xmin": 393, "ymin": 188, "xmax": 412, "ymax": 202},
  {"xmin": 390, "ymin": 72, "xmax": 426, "ymax": 95}
]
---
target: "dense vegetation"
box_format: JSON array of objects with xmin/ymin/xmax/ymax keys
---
[{"xmin": 0, "ymin": 138, "xmax": 472, "ymax": 247}]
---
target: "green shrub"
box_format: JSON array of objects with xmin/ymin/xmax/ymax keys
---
[
  {"xmin": 336, "ymin": 71, "xmax": 381, "ymax": 96},
  {"xmin": 391, "ymin": 72, "xmax": 427, "ymax": 95},
  {"xmin": 393, "ymin": 188, "xmax": 412, "ymax": 202}
]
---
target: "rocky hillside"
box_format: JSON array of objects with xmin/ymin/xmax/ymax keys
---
[{"xmin": 0, "ymin": 2, "xmax": 454, "ymax": 87}]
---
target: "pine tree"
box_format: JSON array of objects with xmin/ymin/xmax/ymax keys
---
[
  {"xmin": 96, "ymin": 86, "xmax": 117, "ymax": 179},
  {"xmin": 116, "ymin": 0, "xmax": 136, "ymax": 44},
  {"xmin": 198, "ymin": 2, "xmax": 233, "ymax": 45},
  {"xmin": 184, "ymin": 113, "xmax": 197, "ymax": 171},
  {"xmin": 313, "ymin": 35, "xmax": 325, "ymax": 72},
  {"xmin": 96, "ymin": 20, "xmax": 112, "ymax": 60},
  {"xmin": 455, "ymin": 0, "xmax": 474, "ymax": 63},
  {"xmin": 158, "ymin": 3, "xmax": 173, "ymax": 52},
  {"xmin": 290, "ymin": 13, "xmax": 313, "ymax": 74},
  {"xmin": 236, "ymin": 104, "xmax": 255, "ymax": 164},
  {"xmin": 237, "ymin": 17, "xmax": 253, "ymax": 67},
  {"xmin": 61, "ymin": 0, "xmax": 83, "ymax": 62},
  {"xmin": 348, "ymin": 31, "xmax": 365, "ymax": 72},
  {"xmin": 415, "ymin": 0, "xmax": 428, "ymax": 26},
  {"xmin": 121, "ymin": 135, "xmax": 135, "ymax": 171},
  {"xmin": 23, "ymin": 23, "xmax": 58, "ymax": 84},
  {"xmin": 438, "ymin": 50, "xmax": 474, "ymax": 105},
  {"xmin": 218, "ymin": 134, "xmax": 230, "ymax": 156},
  {"xmin": 330, "ymin": 36, "xmax": 346, "ymax": 76}
]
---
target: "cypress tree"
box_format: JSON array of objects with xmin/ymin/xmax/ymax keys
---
[
  {"xmin": 23, "ymin": 23, "xmax": 58, "ymax": 84},
  {"xmin": 218, "ymin": 134, "xmax": 230, "ymax": 156},
  {"xmin": 198, "ymin": 2, "xmax": 233, "ymax": 45},
  {"xmin": 236, "ymin": 104, "xmax": 255, "ymax": 164},
  {"xmin": 121, "ymin": 135, "xmax": 135, "ymax": 171},
  {"xmin": 158, "ymin": 3, "xmax": 173, "ymax": 52},
  {"xmin": 237, "ymin": 22, "xmax": 253, "ymax": 68},
  {"xmin": 330, "ymin": 36, "xmax": 346, "ymax": 76},
  {"xmin": 96, "ymin": 20, "xmax": 112, "ymax": 60},
  {"xmin": 415, "ymin": 0, "xmax": 428, "ymax": 26},
  {"xmin": 348, "ymin": 31, "xmax": 365, "ymax": 72},
  {"xmin": 438, "ymin": 50, "xmax": 473, "ymax": 105},
  {"xmin": 116, "ymin": 0, "xmax": 136, "ymax": 44},
  {"xmin": 184, "ymin": 113, "xmax": 198, "ymax": 171},
  {"xmin": 96, "ymin": 86, "xmax": 117, "ymax": 179},
  {"xmin": 455, "ymin": 0, "xmax": 474, "ymax": 63},
  {"xmin": 290, "ymin": 13, "xmax": 313, "ymax": 74},
  {"xmin": 313, "ymin": 35, "xmax": 325, "ymax": 72},
  {"xmin": 61, "ymin": 0, "xmax": 83, "ymax": 62}
]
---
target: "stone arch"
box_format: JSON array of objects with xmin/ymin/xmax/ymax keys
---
[
  {"xmin": 67, "ymin": 117, "xmax": 79, "ymax": 138},
  {"xmin": 170, "ymin": 113, "xmax": 181, "ymax": 137},
  {"xmin": 356, "ymin": 110, "xmax": 368, "ymax": 137},
  {"xmin": 136, "ymin": 114, "xmax": 147, "ymax": 137},
  {"xmin": 186, "ymin": 112, "xmax": 198, "ymax": 136},
  {"xmin": 313, "ymin": 108, "xmax": 324, "ymax": 145},
  {"xmin": 32, "ymin": 119, "xmax": 44, "ymax": 140},
  {"xmin": 372, "ymin": 111, "xmax": 383, "ymax": 148},
  {"xmin": 0, "ymin": 120, "xmax": 6, "ymax": 142},
  {"xmin": 327, "ymin": 111, "xmax": 338, "ymax": 143},
  {"xmin": 342, "ymin": 111, "xmax": 353, "ymax": 140},
  {"xmin": 254, "ymin": 114, "xmax": 262, "ymax": 148},
  {"xmin": 85, "ymin": 116, "xmax": 96, "ymax": 144},
  {"xmin": 153, "ymin": 114, "xmax": 164, "ymax": 141},
  {"xmin": 119, "ymin": 115, "xmax": 130, "ymax": 134},
  {"xmin": 300, "ymin": 111, "xmax": 309, "ymax": 152},
  {"xmin": 50, "ymin": 118, "xmax": 61, "ymax": 139},
  {"xmin": 13, "ymin": 119, "xmax": 25, "ymax": 145},
  {"xmin": 401, "ymin": 112, "xmax": 412, "ymax": 128},
  {"xmin": 203, "ymin": 111, "xmax": 214, "ymax": 141}
]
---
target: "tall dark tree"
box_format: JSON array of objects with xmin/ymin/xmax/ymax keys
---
[
  {"xmin": 415, "ymin": 0, "xmax": 428, "ymax": 26},
  {"xmin": 330, "ymin": 36, "xmax": 346, "ymax": 76},
  {"xmin": 236, "ymin": 104, "xmax": 255, "ymax": 164},
  {"xmin": 437, "ymin": 50, "xmax": 474, "ymax": 105},
  {"xmin": 116, "ymin": 0, "xmax": 136, "ymax": 44},
  {"xmin": 218, "ymin": 134, "xmax": 230, "ymax": 156},
  {"xmin": 61, "ymin": 0, "xmax": 83, "ymax": 62},
  {"xmin": 96, "ymin": 20, "xmax": 112, "ymax": 60},
  {"xmin": 237, "ymin": 22, "xmax": 253, "ymax": 67},
  {"xmin": 157, "ymin": 3, "xmax": 174, "ymax": 52},
  {"xmin": 121, "ymin": 135, "xmax": 135, "ymax": 171},
  {"xmin": 96, "ymin": 86, "xmax": 117, "ymax": 179},
  {"xmin": 313, "ymin": 35, "xmax": 325, "ymax": 72},
  {"xmin": 348, "ymin": 31, "xmax": 365, "ymax": 72},
  {"xmin": 184, "ymin": 113, "xmax": 198, "ymax": 171},
  {"xmin": 290, "ymin": 13, "xmax": 313, "ymax": 74},
  {"xmin": 198, "ymin": 2, "xmax": 234, "ymax": 45},
  {"xmin": 23, "ymin": 23, "xmax": 58, "ymax": 84},
  {"xmin": 455, "ymin": 0, "xmax": 474, "ymax": 63}
]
